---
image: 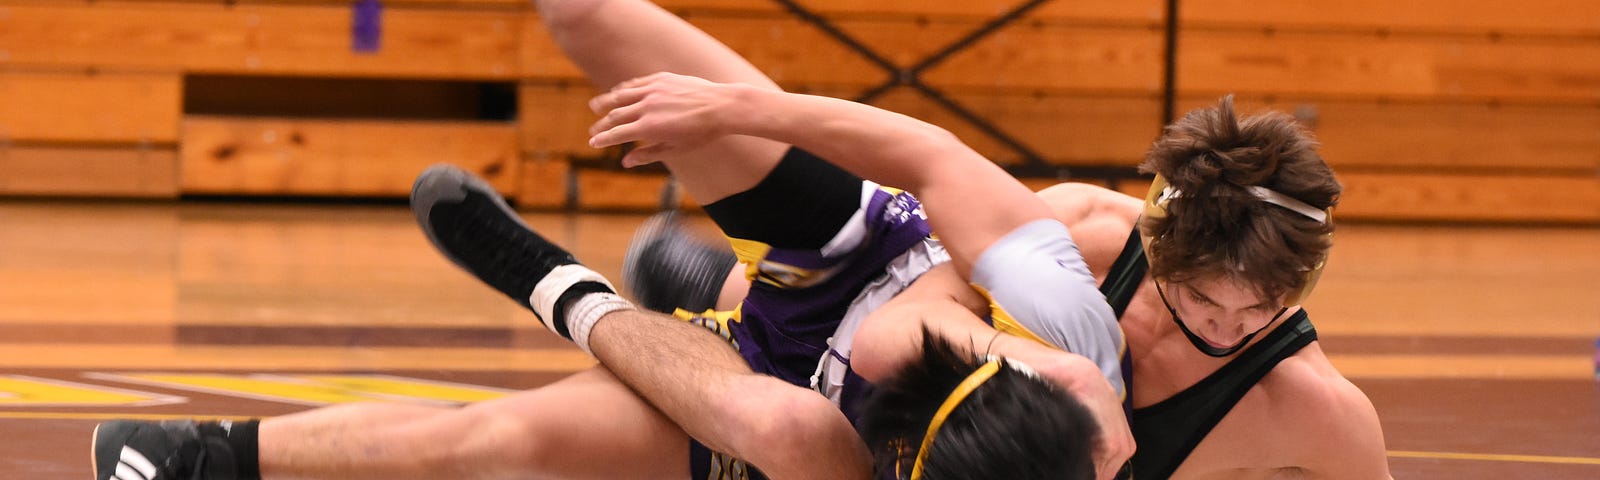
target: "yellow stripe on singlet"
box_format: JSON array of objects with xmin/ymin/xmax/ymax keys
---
[
  {"xmin": 725, "ymin": 237, "xmax": 771, "ymax": 282},
  {"xmin": 724, "ymin": 236, "xmax": 828, "ymax": 288},
  {"xmin": 971, "ymin": 284, "xmax": 1129, "ymax": 402},
  {"xmin": 972, "ymin": 284, "xmax": 1050, "ymax": 346},
  {"xmin": 673, "ymin": 306, "xmax": 743, "ymax": 350}
]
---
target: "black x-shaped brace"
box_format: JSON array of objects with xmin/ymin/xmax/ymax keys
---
[
  {"xmin": 769, "ymin": 0, "xmax": 1177, "ymax": 184},
  {"xmin": 769, "ymin": 0, "xmax": 1055, "ymax": 168}
]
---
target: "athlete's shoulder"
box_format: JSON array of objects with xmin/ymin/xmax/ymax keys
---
[
  {"xmin": 1254, "ymin": 345, "xmax": 1391, "ymax": 477},
  {"xmin": 1035, "ymin": 182, "xmax": 1143, "ymax": 227},
  {"xmin": 1254, "ymin": 344, "xmax": 1366, "ymax": 413},
  {"xmin": 1033, "ymin": 182, "xmax": 1143, "ymax": 272}
]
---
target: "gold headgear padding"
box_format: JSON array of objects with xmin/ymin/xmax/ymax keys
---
[
  {"xmin": 1140, "ymin": 174, "xmax": 1330, "ymax": 306},
  {"xmin": 908, "ymin": 359, "xmax": 1003, "ymax": 480}
]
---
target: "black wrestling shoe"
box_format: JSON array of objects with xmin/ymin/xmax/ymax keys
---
[
  {"xmin": 410, "ymin": 164, "xmax": 616, "ymax": 338},
  {"xmin": 621, "ymin": 211, "xmax": 739, "ymax": 314},
  {"xmin": 92, "ymin": 420, "xmax": 237, "ymax": 480}
]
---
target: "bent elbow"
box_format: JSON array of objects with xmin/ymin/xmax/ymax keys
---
[{"xmin": 726, "ymin": 384, "xmax": 867, "ymax": 478}]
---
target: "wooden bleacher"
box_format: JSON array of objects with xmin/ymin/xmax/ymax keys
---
[
  {"xmin": 0, "ymin": 0, "xmax": 1594, "ymax": 222},
  {"xmin": 1177, "ymin": 0, "xmax": 1600, "ymax": 222}
]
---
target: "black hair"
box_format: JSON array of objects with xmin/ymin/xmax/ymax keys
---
[{"xmin": 855, "ymin": 329, "xmax": 1100, "ymax": 480}]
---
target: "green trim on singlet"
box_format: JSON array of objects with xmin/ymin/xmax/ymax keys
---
[{"xmin": 1100, "ymin": 227, "xmax": 1319, "ymax": 480}]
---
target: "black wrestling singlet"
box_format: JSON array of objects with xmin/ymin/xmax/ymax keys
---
[{"xmin": 1099, "ymin": 228, "xmax": 1319, "ymax": 480}]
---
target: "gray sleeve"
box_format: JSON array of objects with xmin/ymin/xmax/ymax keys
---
[{"xmin": 970, "ymin": 219, "xmax": 1126, "ymax": 396}]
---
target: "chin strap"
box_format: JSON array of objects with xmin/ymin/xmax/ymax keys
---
[{"xmin": 1154, "ymin": 280, "xmax": 1286, "ymax": 358}]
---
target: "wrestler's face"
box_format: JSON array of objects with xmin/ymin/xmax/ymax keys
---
[{"xmin": 1165, "ymin": 276, "xmax": 1284, "ymax": 350}]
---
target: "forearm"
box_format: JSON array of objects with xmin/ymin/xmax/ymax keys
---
[
  {"xmin": 590, "ymin": 74, "xmax": 1055, "ymax": 273},
  {"xmin": 730, "ymin": 86, "xmax": 967, "ymax": 193},
  {"xmin": 586, "ymin": 310, "xmax": 748, "ymax": 452},
  {"xmin": 725, "ymin": 86, "xmax": 1054, "ymax": 273},
  {"xmin": 586, "ymin": 309, "xmax": 871, "ymax": 480}
]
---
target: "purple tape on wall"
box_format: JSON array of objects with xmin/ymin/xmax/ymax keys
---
[{"xmin": 352, "ymin": 0, "xmax": 382, "ymax": 53}]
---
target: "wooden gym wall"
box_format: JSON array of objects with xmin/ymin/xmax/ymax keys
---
[{"xmin": 0, "ymin": 0, "xmax": 1595, "ymax": 222}]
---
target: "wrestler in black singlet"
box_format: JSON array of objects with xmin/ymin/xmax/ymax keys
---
[{"xmin": 1100, "ymin": 229, "xmax": 1319, "ymax": 480}]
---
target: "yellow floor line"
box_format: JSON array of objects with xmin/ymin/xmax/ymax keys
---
[
  {"xmin": 1389, "ymin": 450, "xmax": 1600, "ymax": 466},
  {"xmin": 0, "ymin": 343, "xmax": 597, "ymax": 372}
]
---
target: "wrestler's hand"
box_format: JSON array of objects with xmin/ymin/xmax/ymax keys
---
[
  {"xmin": 1035, "ymin": 354, "xmax": 1136, "ymax": 480},
  {"xmin": 587, "ymin": 72, "xmax": 747, "ymax": 167}
]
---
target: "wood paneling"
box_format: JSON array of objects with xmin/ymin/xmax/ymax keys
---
[
  {"xmin": 1179, "ymin": 97, "xmax": 1600, "ymax": 172},
  {"xmin": 0, "ymin": 72, "xmax": 181, "ymax": 143},
  {"xmin": 180, "ymin": 116, "xmax": 518, "ymax": 196},
  {"xmin": 0, "ymin": 3, "xmax": 522, "ymax": 79},
  {"xmin": 516, "ymin": 155, "xmax": 572, "ymax": 209},
  {"xmin": 521, "ymin": 15, "xmax": 1162, "ymax": 92},
  {"xmin": 1181, "ymin": 0, "xmax": 1600, "ymax": 35},
  {"xmin": 1178, "ymin": 30, "xmax": 1600, "ymax": 102},
  {"xmin": 514, "ymin": 159, "xmax": 702, "ymax": 212},
  {"xmin": 872, "ymin": 90, "xmax": 1162, "ymax": 166},
  {"xmin": 912, "ymin": 23, "xmax": 1163, "ymax": 93},
  {"xmin": 656, "ymin": 0, "xmax": 1163, "ymax": 23},
  {"xmin": 1337, "ymin": 172, "xmax": 1600, "ymax": 222},
  {"xmin": 0, "ymin": 146, "xmax": 179, "ymax": 197},
  {"xmin": 518, "ymin": 83, "xmax": 1163, "ymax": 167},
  {"xmin": 1175, "ymin": 1, "xmax": 1599, "ymax": 225},
  {"xmin": 573, "ymin": 169, "xmax": 681, "ymax": 211},
  {"xmin": 521, "ymin": 15, "xmax": 882, "ymax": 86},
  {"xmin": 517, "ymin": 82, "xmax": 602, "ymax": 155}
]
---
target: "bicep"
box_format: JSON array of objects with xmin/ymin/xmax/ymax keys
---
[
  {"xmin": 914, "ymin": 155, "xmax": 1056, "ymax": 277},
  {"xmin": 753, "ymin": 92, "xmax": 1055, "ymax": 276},
  {"xmin": 850, "ymin": 263, "xmax": 986, "ymax": 382}
]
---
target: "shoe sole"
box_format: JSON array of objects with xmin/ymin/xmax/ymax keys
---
[{"xmin": 410, "ymin": 164, "xmax": 535, "ymax": 274}]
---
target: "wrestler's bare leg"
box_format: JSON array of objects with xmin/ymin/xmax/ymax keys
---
[
  {"xmin": 259, "ymin": 368, "xmax": 687, "ymax": 480},
  {"xmin": 537, "ymin": 0, "xmax": 789, "ymax": 203}
]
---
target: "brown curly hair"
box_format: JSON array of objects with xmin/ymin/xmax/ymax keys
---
[{"xmin": 1138, "ymin": 95, "xmax": 1341, "ymax": 302}]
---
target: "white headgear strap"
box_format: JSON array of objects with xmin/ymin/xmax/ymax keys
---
[{"xmin": 1158, "ymin": 185, "xmax": 1326, "ymax": 224}]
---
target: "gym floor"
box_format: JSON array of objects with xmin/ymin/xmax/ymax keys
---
[{"xmin": 1, "ymin": 200, "xmax": 1595, "ymax": 479}]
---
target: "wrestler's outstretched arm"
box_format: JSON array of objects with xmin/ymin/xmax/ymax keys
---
[
  {"xmin": 590, "ymin": 73, "xmax": 1049, "ymax": 277},
  {"xmin": 588, "ymin": 72, "xmax": 1134, "ymax": 479}
]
